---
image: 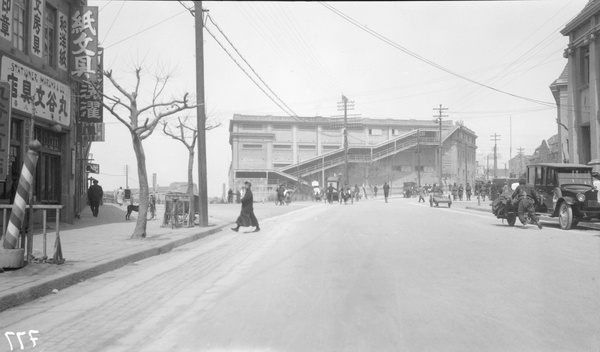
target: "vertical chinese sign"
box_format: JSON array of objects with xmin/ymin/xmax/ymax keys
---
[
  {"xmin": 30, "ymin": 0, "xmax": 44, "ymax": 58},
  {"xmin": 70, "ymin": 6, "xmax": 98, "ymax": 82},
  {"xmin": 58, "ymin": 11, "xmax": 68, "ymax": 71},
  {"xmin": 0, "ymin": 82, "xmax": 10, "ymax": 177},
  {"xmin": 0, "ymin": 0, "xmax": 13, "ymax": 42},
  {"xmin": 71, "ymin": 6, "xmax": 103, "ymax": 145}
]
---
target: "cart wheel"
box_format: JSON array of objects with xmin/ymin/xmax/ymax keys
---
[{"xmin": 507, "ymin": 213, "xmax": 516, "ymax": 226}]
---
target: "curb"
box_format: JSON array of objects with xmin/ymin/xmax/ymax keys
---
[
  {"xmin": 0, "ymin": 223, "xmax": 228, "ymax": 313},
  {"xmin": 465, "ymin": 206, "xmax": 600, "ymax": 230}
]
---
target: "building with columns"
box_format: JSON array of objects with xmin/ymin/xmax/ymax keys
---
[
  {"xmin": 560, "ymin": 0, "xmax": 600, "ymax": 166},
  {"xmin": 228, "ymin": 114, "xmax": 478, "ymax": 200}
]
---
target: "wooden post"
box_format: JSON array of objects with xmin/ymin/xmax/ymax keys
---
[{"xmin": 195, "ymin": 1, "xmax": 208, "ymax": 226}]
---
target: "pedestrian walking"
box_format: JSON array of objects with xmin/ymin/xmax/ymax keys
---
[
  {"xmin": 383, "ymin": 182, "xmax": 390, "ymax": 203},
  {"xmin": 115, "ymin": 187, "xmax": 124, "ymax": 206},
  {"xmin": 452, "ymin": 182, "xmax": 458, "ymax": 201},
  {"xmin": 458, "ymin": 184, "xmax": 464, "ymax": 201},
  {"xmin": 374, "ymin": 185, "xmax": 378, "ymax": 197},
  {"xmin": 231, "ymin": 181, "xmax": 260, "ymax": 233},
  {"xmin": 417, "ymin": 184, "xmax": 427, "ymax": 203},
  {"xmin": 227, "ymin": 189, "xmax": 233, "ymax": 204},
  {"xmin": 466, "ymin": 183, "xmax": 472, "ymax": 201},
  {"xmin": 87, "ymin": 179, "xmax": 104, "ymax": 217},
  {"xmin": 511, "ymin": 178, "xmax": 542, "ymax": 229}
]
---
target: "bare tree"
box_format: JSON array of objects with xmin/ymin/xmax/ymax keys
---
[
  {"xmin": 162, "ymin": 115, "xmax": 220, "ymax": 226},
  {"xmin": 88, "ymin": 66, "xmax": 200, "ymax": 239}
]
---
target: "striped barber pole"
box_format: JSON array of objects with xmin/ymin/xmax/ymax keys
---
[{"xmin": 2, "ymin": 140, "xmax": 42, "ymax": 250}]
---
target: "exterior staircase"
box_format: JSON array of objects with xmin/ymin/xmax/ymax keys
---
[{"xmin": 278, "ymin": 129, "xmax": 439, "ymax": 178}]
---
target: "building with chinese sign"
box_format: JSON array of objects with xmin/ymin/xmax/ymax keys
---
[
  {"xmin": 0, "ymin": 0, "xmax": 101, "ymax": 223},
  {"xmin": 228, "ymin": 114, "xmax": 478, "ymax": 200}
]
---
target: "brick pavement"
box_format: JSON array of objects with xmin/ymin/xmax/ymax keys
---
[{"xmin": 0, "ymin": 200, "xmax": 314, "ymax": 313}]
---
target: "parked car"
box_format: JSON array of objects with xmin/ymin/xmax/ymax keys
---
[{"xmin": 527, "ymin": 163, "xmax": 600, "ymax": 230}]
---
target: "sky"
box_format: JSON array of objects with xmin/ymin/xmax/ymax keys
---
[{"xmin": 87, "ymin": 0, "xmax": 590, "ymax": 197}]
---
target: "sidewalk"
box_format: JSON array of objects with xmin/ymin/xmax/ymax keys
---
[{"xmin": 0, "ymin": 201, "xmax": 313, "ymax": 313}]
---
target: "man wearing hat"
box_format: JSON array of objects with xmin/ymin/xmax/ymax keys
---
[{"xmin": 87, "ymin": 179, "xmax": 104, "ymax": 217}]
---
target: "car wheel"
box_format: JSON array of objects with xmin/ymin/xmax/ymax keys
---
[
  {"xmin": 559, "ymin": 202, "xmax": 574, "ymax": 230},
  {"xmin": 507, "ymin": 213, "xmax": 516, "ymax": 226}
]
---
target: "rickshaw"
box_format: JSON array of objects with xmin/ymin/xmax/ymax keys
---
[{"xmin": 429, "ymin": 188, "xmax": 452, "ymax": 208}]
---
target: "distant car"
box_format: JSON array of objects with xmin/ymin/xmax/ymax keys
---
[{"xmin": 527, "ymin": 163, "xmax": 600, "ymax": 230}]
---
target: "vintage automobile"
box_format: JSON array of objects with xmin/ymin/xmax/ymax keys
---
[
  {"xmin": 429, "ymin": 188, "xmax": 452, "ymax": 208},
  {"xmin": 527, "ymin": 163, "xmax": 600, "ymax": 230}
]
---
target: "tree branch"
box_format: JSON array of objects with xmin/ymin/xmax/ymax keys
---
[{"xmin": 105, "ymin": 69, "xmax": 134, "ymax": 102}]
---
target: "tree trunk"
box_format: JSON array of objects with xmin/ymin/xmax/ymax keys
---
[
  {"xmin": 131, "ymin": 133, "xmax": 149, "ymax": 239},
  {"xmin": 187, "ymin": 148, "xmax": 195, "ymax": 227}
]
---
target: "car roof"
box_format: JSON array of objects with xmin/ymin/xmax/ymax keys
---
[{"xmin": 528, "ymin": 163, "xmax": 592, "ymax": 169}]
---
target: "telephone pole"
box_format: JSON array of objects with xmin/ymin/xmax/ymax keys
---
[
  {"xmin": 195, "ymin": 1, "xmax": 208, "ymax": 226},
  {"xmin": 490, "ymin": 133, "xmax": 501, "ymax": 178},
  {"xmin": 124, "ymin": 165, "xmax": 129, "ymax": 188},
  {"xmin": 337, "ymin": 95, "xmax": 354, "ymax": 185},
  {"xmin": 433, "ymin": 104, "xmax": 448, "ymax": 186},
  {"xmin": 517, "ymin": 147, "xmax": 525, "ymax": 176}
]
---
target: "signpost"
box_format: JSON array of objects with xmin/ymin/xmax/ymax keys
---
[{"xmin": 85, "ymin": 163, "xmax": 99, "ymax": 174}]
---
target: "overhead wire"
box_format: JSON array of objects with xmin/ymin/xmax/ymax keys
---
[
  {"xmin": 101, "ymin": 1, "xmax": 126, "ymax": 44},
  {"xmin": 318, "ymin": 2, "xmax": 557, "ymax": 109},
  {"xmin": 205, "ymin": 13, "xmax": 300, "ymax": 119}
]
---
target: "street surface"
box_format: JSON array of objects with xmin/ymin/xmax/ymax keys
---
[{"xmin": 1, "ymin": 197, "xmax": 600, "ymax": 351}]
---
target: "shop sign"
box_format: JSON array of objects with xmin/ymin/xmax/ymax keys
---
[
  {"xmin": 0, "ymin": 81, "xmax": 10, "ymax": 177},
  {"xmin": 58, "ymin": 11, "xmax": 68, "ymax": 71},
  {"xmin": 30, "ymin": 0, "xmax": 44, "ymax": 58},
  {"xmin": 1, "ymin": 56, "xmax": 71, "ymax": 126},
  {"xmin": 70, "ymin": 6, "xmax": 98, "ymax": 81},
  {"xmin": 78, "ymin": 122, "xmax": 104, "ymax": 142},
  {"xmin": 79, "ymin": 47, "xmax": 102, "ymax": 122},
  {"xmin": 85, "ymin": 163, "xmax": 99, "ymax": 174},
  {"xmin": 0, "ymin": 0, "xmax": 13, "ymax": 42}
]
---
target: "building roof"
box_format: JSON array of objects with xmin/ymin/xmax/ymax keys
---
[{"xmin": 562, "ymin": 0, "xmax": 600, "ymax": 35}]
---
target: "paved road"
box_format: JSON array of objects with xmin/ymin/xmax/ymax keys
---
[{"xmin": 1, "ymin": 198, "xmax": 599, "ymax": 351}]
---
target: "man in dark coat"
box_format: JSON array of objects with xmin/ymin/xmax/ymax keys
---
[
  {"xmin": 87, "ymin": 179, "xmax": 104, "ymax": 217},
  {"xmin": 232, "ymin": 181, "xmax": 260, "ymax": 232},
  {"xmin": 511, "ymin": 178, "xmax": 542, "ymax": 229},
  {"xmin": 466, "ymin": 183, "xmax": 472, "ymax": 201},
  {"xmin": 383, "ymin": 182, "xmax": 390, "ymax": 203},
  {"xmin": 327, "ymin": 183, "xmax": 335, "ymax": 204}
]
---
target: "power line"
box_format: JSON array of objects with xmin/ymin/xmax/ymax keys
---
[
  {"xmin": 205, "ymin": 13, "xmax": 300, "ymax": 118},
  {"xmin": 102, "ymin": 1, "xmax": 126, "ymax": 44},
  {"xmin": 319, "ymin": 2, "xmax": 557, "ymax": 109}
]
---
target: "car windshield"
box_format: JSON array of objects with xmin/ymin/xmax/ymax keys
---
[{"xmin": 557, "ymin": 171, "xmax": 593, "ymax": 186}]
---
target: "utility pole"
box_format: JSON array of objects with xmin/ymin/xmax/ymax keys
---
[
  {"xmin": 124, "ymin": 165, "xmax": 129, "ymax": 188},
  {"xmin": 337, "ymin": 95, "xmax": 354, "ymax": 185},
  {"xmin": 433, "ymin": 104, "xmax": 448, "ymax": 187},
  {"xmin": 195, "ymin": 1, "xmax": 208, "ymax": 226},
  {"xmin": 490, "ymin": 133, "xmax": 501, "ymax": 179},
  {"xmin": 517, "ymin": 147, "xmax": 525, "ymax": 176},
  {"xmin": 416, "ymin": 130, "xmax": 421, "ymax": 186}
]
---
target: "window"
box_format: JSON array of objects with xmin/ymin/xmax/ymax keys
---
[
  {"xmin": 322, "ymin": 145, "xmax": 340, "ymax": 150},
  {"xmin": 240, "ymin": 123, "xmax": 263, "ymax": 130},
  {"xmin": 273, "ymin": 144, "xmax": 291, "ymax": 149},
  {"xmin": 369, "ymin": 128, "xmax": 382, "ymax": 136},
  {"xmin": 12, "ymin": 0, "xmax": 26, "ymax": 52},
  {"xmin": 242, "ymin": 144, "xmax": 262, "ymax": 149},
  {"xmin": 298, "ymin": 126, "xmax": 315, "ymax": 131},
  {"xmin": 298, "ymin": 145, "xmax": 316, "ymax": 149},
  {"xmin": 391, "ymin": 129, "xmax": 399, "ymax": 136},
  {"xmin": 272, "ymin": 125, "xmax": 291, "ymax": 131},
  {"xmin": 581, "ymin": 46, "xmax": 590, "ymax": 86},
  {"xmin": 44, "ymin": 5, "xmax": 56, "ymax": 66}
]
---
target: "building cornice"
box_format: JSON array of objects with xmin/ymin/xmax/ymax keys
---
[{"xmin": 562, "ymin": 1, "xmax": 600, "ymax": 35}]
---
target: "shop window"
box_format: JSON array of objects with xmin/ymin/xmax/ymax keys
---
[
  {"xmin": 12, "ymin": 0, "xmax": 26, "ymax": 52},
  {"xmin": 44, "ymin": 5, "xmax": 56, "ymax": 67},
  {"xmin": 36, "ymin": 153, "xmax": 61, "ymax": 203}
]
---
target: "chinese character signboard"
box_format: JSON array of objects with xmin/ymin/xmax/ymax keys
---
[
  {"xmin": 30, "ymin": 0, "xmax": 44, "ymax": 58},
  {"xmin": 58, "ymin": 11, "xmax": 68, "ymax": 71},
  {"xmin": 0, "ymin": 0, "xmax": 13, "ymax": 42},
  {"xmin": 0, "ymin": 81, "xmax": 10, "ymax": 177},
  {"xmin": 78, "ymin": 122, "xmax": 104, "ymax": 142},
  {"xmin": 0, "ymin": 57, "xmax": 71, "ymax": 126},
  {"xmin": 79, "ymin": 47, "xmax": 102, "ymax": 122},
  {"xmin": 70, "ymin": 6, "xmax": 98, "ymax": 81}
]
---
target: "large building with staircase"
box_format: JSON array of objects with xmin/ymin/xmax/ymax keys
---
[{"xmin": 228, "ymin": 114, "xmax": 478, "ymax": 200}]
